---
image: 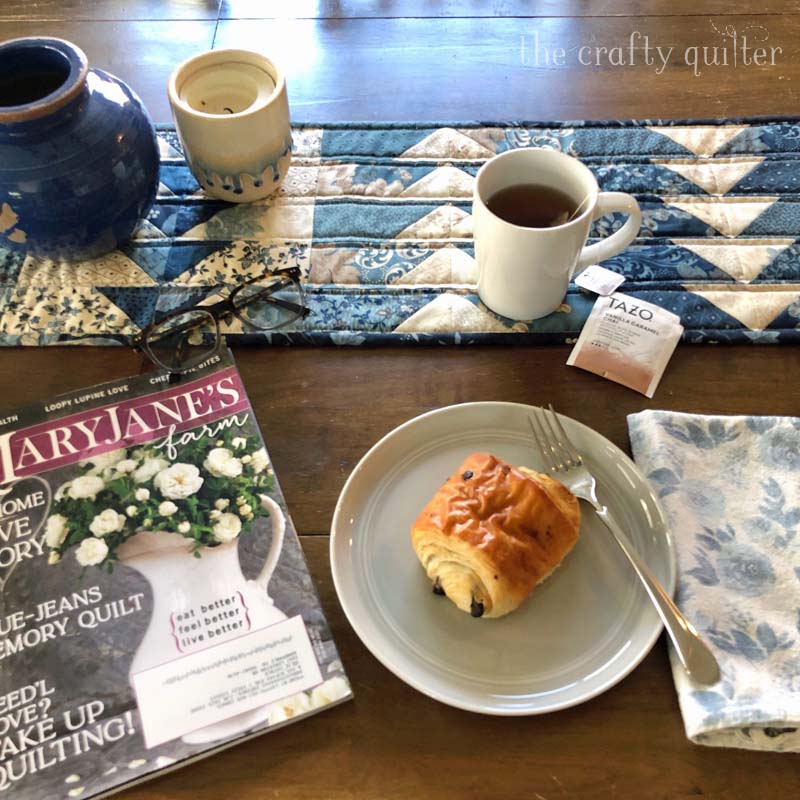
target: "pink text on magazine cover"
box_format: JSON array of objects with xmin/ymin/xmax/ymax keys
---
[{"xmin": 0, "ymin": 368, "xmax": 249, "ymax": 486}]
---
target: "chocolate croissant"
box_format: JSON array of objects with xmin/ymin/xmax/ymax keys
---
[{"xmin": 410, "ymin": 452, "xmax": 580, "ymax": 618}]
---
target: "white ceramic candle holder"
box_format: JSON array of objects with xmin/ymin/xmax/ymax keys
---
[{"xmin": 168, "ymin": 49, "xmax": 292, "ymax": 203}]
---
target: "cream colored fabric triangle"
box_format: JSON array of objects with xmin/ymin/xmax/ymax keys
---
[
  {"xmin": 307, "ymin": 247, "xmax": 360, "ymax": 284},
  {"xmin": 172, "ymin": 240, "xmax": 311, "ymax": 285},
  {"xmin": 0, "ymin": 284, "xmax": 140, "ymax": 337},
  {"xmin": 396, "ymin": 247, "xmax": 478, "ymax": 285},
  {"xmin": 291, "ymin": 128, "xmax": 323, "ymax": 159},
  {"xmin": 683, "ymin": 284, "xmax": 800, "ymax": 330},
  {"xmin": 158, "ymin": 181, "xmax": 176, "ymax": 198},
  {"xmin": 399, "ymin": 166, "xmax": 474, "ymax": 198},
  {"xmin": 400, "ymin": 127, "xmax": 495, "ymax": 159},
  {"xmin": 664, "ymin": 196, "xmax": 777, "ymax": 237},
  {"xmin": 655, "ymin": 157, "xmax": 764, "ymax": 195},
  {"xmin": 649, "ymin": 125, "xmax": 748, "ymax": 156},
  {"xmin": 182, "ymin": 202, "xmax": 314, "ymax": 240},
  {"xmin": 17, "ymin": 251, "xmax": 157, "ymax": 287},
  {"xmin": 157, "ymin": 136, "xmax": 183, "ymax": 160},
  {"xmin": 395, "ymin": 206, "xmax": 472, "ymax": 239},
  {"xmin": 457, "ymin": 127, "xmax": 505, "ymax": 153},
  {"xmin": 132, "ymin": 219, "xmax": 167, "ymax": 239},
  {"xmin": 676, "ymin": 238, "xmax": 794, "ymax": 282},
  {"xmin": 316, "ymin": 164, "xmax": 408, "ymax": 196},
  {"xmin": 394, "ymin": 293, "xmax": 508, "ymax": 333}
]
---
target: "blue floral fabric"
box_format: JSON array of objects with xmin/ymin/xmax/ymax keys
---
[
  {"xmin": 628, "ymin": 410, "xmax": 800, "ymax": 751},
  {"xmin": 2, "ymin": 119, "xmax": 800, "ymax": 345}
]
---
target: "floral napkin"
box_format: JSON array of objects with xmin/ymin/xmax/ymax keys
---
[{"xmin": 627, "ymin": 410, "xmax": 800, "ymax": 752}]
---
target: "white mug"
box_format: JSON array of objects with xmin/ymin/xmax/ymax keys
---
[
  {"xmin": 168, "ymin": 49, "xmax": 292, "ymax": 203},
  {"xmin": 473, "ymin": 148, "xmax": 641, "ymax": 320}
]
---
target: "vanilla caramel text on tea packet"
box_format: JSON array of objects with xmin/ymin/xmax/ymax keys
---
[{"xmin": 567, "ymin": 293, "xmax": 683, "ymax": 397}]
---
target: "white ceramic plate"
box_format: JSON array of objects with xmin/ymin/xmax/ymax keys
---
[{"xmin": 330, "ymin": 402, "xmax": 676, "ymax": 715}]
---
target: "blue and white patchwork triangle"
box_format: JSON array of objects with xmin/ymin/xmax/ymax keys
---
[{"xmin": 2, "ymin": 119, "xmax": 800, "ymax": 345}]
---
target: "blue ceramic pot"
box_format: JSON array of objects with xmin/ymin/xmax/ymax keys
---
[{"xmin": 0, "ymin": 38, "xmax": 159, "ymax": 261}]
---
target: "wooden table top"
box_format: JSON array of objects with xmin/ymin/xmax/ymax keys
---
[{"xmin": 3, "ymin": 2, "xmax": 800, "ymax": 798}]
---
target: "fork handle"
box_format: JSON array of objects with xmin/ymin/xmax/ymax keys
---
[{"xmin": 594, "ymin": 504, "xmax": 721, "ymax": 686}]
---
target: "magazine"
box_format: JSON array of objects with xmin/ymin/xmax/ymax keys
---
[{"xmin": 0, "ymin": 350, "xmax": 352, "ymax": 799}]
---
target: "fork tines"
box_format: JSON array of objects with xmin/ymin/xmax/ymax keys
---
[{"xmin": 527, "ymin": 405, "xmax": 583, "ymax": 473}]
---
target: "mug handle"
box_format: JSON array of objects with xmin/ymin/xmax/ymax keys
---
[
  {"xmin": 252, "ymin": 494, "xmax": 285, "ymax": 594},
  {"xmin": 574, "ymin": 191, "xmax": 642, "ymax": 275}
]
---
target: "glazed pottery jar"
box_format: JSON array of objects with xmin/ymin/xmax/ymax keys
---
[
  {"xmin": 0, "ymin": 37, "xmax": 159, "ymax": 261},
  {"xmin": 168, "ymin": 49, "xmax": 292, "ymax": 202}
]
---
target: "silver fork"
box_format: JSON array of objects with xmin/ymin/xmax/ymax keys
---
[{"xmin": 528, "ymin": 405, "xmax": 721, "ymax": 686}]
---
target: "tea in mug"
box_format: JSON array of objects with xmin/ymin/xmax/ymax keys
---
[{"xmin": 486, "ymin": 183, "xmax": 578, "ymax": 228}]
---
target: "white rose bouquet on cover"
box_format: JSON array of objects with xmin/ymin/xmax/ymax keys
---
[{"xmin": 45, "ymin": 425, "xmax": 275, "ymax": 570}]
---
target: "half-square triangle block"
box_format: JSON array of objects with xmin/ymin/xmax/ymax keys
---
[
  {"xmin": 396, "ymin": 247, "xmax": 477, "ymax": 285},
  {"xmin": 654, "ymin": 157, "xmax": 764, "ymax": 195},
  {"xmin": 395, "ymin": 206, "xmax": 472, "ymax": 239},
  {"xmin": 17, "ymin": 251, "xmax": 158, "ymax": 287},
  {"xmin": 664, "ymin": 196, "xmax": 777, "ymax": 237},
  {"xmin": 648, "ymin": 125, "xmax": 749, "ymax": 156},
  {"xmin": 399, "ymin": 166, "xmax": 475, "ymax": 198},
  {"xmin": 400, "ymin": 128, "xmax": 496, "ymax": 159},
  {"xmin": 682, "ymin": 284, "xmax": 800, "ymax": 330},
  {"xmin": 394, "ymin": 293, "xmax": 509, "ymax": 333},
  {"xmin": 675, "ymin": 238, "xmax": 794, "ymax": 283}
]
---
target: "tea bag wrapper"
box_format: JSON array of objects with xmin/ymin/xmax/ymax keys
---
[
  {"xmin": 574, "ymin": 264, "xmax": 625, "ymax": 296},
  {"xmin": 567, "ymin": 292, "xmax": 683, "ymax": 398}
]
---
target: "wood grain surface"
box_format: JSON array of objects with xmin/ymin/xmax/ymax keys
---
[
  {"xmin": 216, "ymin": 15, "xmax": 798, "ymax": 122},
  {"xmin": 0, "ymin": 19, "xmax": 215, "ymax": 121},
  {"xmin": 0, "ymin": 346, "xmax": 799, "ymax": 798},
  {"xmin": 3, "ymin": 0, "xmax": 798, "ymax": 21},
  {"xmin": 3, "ymin": 13, "xmax": 798, "ymax": 122},
  {"xmin": 2, "ymin": 2, "xmax": 800, "ymax": 798},
  {"xmin": 0, "ymin": 0, "xmax": 221, "ymax": 21},
  {"xmin": 219, "ymin": 0, "xmax": 800, "ymax": 19}
]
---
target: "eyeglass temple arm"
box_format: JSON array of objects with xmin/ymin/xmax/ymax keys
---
[
  {"xmin": 236, "ymin": 279, "xmax": 308, "ymax": 316},
  {"xmin": 175, "ymin": 332, "xmax": 191, "ymax": 360},
  {"xmin": 56, "ymin": 332, "xmax": 132, "ymax": 345},
  {"xmin": 263, "ymin": 294, "xmax": 308, "ymax": 315}
]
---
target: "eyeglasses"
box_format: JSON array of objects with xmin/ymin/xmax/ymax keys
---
[{"xmin": 133, "ymin": 267, "xmax": 309, "ymax": 374}]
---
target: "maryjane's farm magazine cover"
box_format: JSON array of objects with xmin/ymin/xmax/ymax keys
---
[{"xmin": 0, "ymin": 350, "xmax": 351, "ymax": 799}]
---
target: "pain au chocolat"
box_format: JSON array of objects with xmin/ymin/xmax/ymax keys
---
[{"xmin": 410, "ymin": 452, "xmax": 580, "ymax": 619}]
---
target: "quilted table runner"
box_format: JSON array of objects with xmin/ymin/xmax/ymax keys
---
[{"xmin": 2, "ymin": 119, "xmax": 800, "ymax": 345}]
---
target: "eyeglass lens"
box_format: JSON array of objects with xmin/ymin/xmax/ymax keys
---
[
  {"xmin": 232, "ymin": 274, "xmax": 305, "ymax": 330},
  {"xmin": 144, "ymin": 309, "xmax": 219, "ymax": 372}
]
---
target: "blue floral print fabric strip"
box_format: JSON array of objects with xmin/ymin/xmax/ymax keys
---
[
  {"xmin": 628, "ymin": 410, "xmax": 800, "ymax": 751},
  {"xmin": 2, "ymin": 119, "xmax": 800, "ymax": 345}
]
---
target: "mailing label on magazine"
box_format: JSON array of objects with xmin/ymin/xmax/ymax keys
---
[{"xmin": 133, "ymin": 616, "xmax": 323, "ymax": 748}]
